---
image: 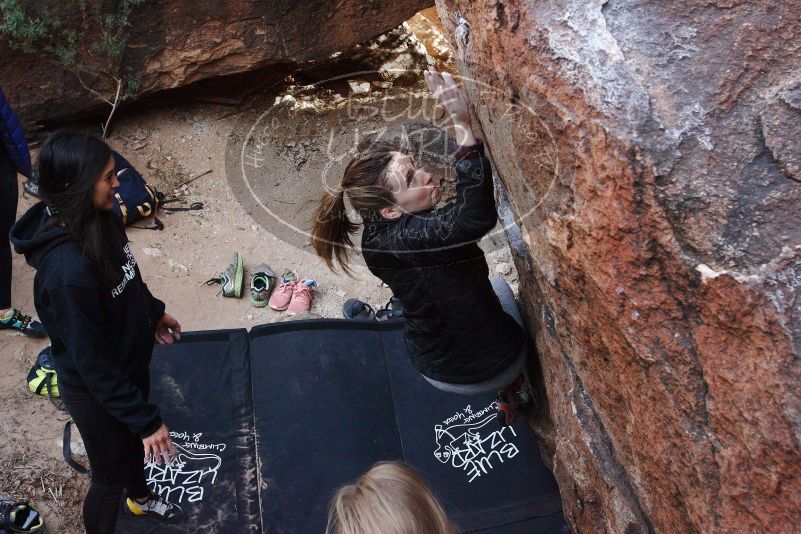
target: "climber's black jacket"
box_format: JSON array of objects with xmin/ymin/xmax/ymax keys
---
[{"xmin": 362, "ymin": 142, "xmax": 525, "ymax": 384}]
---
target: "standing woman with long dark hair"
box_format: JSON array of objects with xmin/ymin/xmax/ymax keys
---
[{"xmin": 10, "ymin": 131, "xmax": 184, "ymax": 533}]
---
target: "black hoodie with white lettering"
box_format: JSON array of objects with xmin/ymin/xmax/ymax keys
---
[{"xmin": 11, "ymin": 202, "xmax": 165, "ymax": 438}]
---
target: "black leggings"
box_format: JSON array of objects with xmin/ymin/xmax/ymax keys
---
[
  {"xmin": 62, "ymin": 386, "xmax": 151, "ymax": 534},
  {"xmin": 0, "ymin": 147, "xmax": 17, "ymax": 310}
]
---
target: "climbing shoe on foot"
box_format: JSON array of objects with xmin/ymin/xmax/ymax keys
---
[
  {"xmin": 126, "ymin": 493, "xmax": 184, "ymax": 523},
  {"xmin": 204, "ymin": 253, "xmax": 244, "ymax": 298},
  {"xmin": 343, "ymin": 298, "xmax": 377, "ymax": 320},
  {"xmin": 249, "ymin": 264, "xmax": 277, "ymax": 307},
  {"xmin": 0, "ymin": 499, "xmax": 44, "ymax": 532},
  {"xmin": 287, "ymin": 279, "xmax": 318, "ymax": 315},
  {"xmin": 0, "ymin": 309, "xmax": 46, "ymax": 338},
  {"xmin": 497, "ymin": 375, "xmax": 532, "ymax": 427}
]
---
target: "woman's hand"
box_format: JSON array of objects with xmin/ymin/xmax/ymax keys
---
[
  {"xmin": 155, "ymin": 313, "xmax": 181, "ymax": 345},
  {"xmin": 424, "ymin": 67, "xmax": 476, "ymax": 146},
  {"xmin": 142, "ymin": 423, "xmax": 175, "ymax": 465},
  {"xmin": 425, "ymin": 67, "xmax": 470, "ymax": 124}
]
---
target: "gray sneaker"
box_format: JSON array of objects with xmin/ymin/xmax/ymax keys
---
[
  {"xmin": 204, "ymin": 253, "xmax": 244, "ymax": 298},
  {"xmin": 249, "ymin": 264, "xmax": 276, "ymax": 307}
]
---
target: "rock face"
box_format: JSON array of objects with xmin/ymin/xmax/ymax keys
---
[
  {"xmin": 0, "ymin": 0, "xmax": 432, "ymax": 131},
  {"xmin": 434, "ymin": 1, "xmax": 801, "ymax": 532}
]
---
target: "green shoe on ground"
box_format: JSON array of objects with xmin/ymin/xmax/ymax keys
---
[
  {"xmin": 280, "ymin": 270, "xmax": 297, "ymax": 284},
  {"xmin": 249, "ymin": 264, "xmax": 277, "ymax": 307},
  {"xmin": 204, "ymin": 253, "xmax": 244, "ymax": 298}
]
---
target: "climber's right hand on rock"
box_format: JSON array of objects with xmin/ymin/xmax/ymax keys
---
[
  {"xmin": 424, "ymin": 67, "xmax": 476, "ymax": 147},
  {"xmin": 425, "ymin": 67, "xmax": 471, "ymax": 124}
]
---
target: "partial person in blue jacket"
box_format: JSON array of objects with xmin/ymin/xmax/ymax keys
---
[{"xmin": 0, "ymin": 86, "xmax": 45, "ymax": 337}]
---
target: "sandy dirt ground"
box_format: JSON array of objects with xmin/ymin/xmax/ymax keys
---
[{"xmin": 0, "ymin": 9, "xmax": 519, "ymax": 532}]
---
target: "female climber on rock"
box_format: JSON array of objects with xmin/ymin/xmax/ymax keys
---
[
  {"xmin": 10, "ymin": 131, "xmax": 184, "ymax": 533},
  {"xmin": 311, "ymin": 68, "xmax": 530, "ymax": 425}
]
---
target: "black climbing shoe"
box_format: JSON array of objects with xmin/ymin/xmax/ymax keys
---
[
  {"xmin": 376, "ymin": 296, "xmax": 404, "ymax": 320},
  {"xmin": 343, "ymin": 298, "xmax": 377, "ymax": 321}
]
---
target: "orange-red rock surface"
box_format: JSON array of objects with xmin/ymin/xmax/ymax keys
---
[{"xmin": 434, "ymin": 0, "xmax": 801, "ymax": 531}]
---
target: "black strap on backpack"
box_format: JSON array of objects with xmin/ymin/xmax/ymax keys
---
[
  {"xmin": 34, "ymin": 370, "xmax": 65, "ymax": 411},
  {"xmin": 159, "ymin": 196, "xmax": 204, "ymax": 212},
  {"xmin": 63, "ymin": 421, "xmax": 89, "ymax": 475},
  {"xmin": 129, "ymin": 194, "xmax": 204, "ymax": 231}
]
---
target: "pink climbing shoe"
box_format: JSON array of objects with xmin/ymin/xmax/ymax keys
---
[
  {"xmin": 268, "ymin": 271, "xmax": 298, "ymax": 311},
  {"xmin": 287, "ymin": 279, "xmax": 318, "ymax": 315}
]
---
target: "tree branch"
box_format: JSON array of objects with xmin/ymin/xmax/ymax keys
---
[{"xmin": 101, "ymin": 77, "xmax": 123, "ymax": 140}]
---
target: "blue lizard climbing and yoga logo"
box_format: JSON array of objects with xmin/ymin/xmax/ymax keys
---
[{"xmin": 434, "ymin": 401, "xmax": 521, "ymax": 483}]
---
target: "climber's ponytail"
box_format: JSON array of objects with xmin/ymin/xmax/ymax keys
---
[
  {"xmin": 311, "ymin": 143, "xmax": 398, "ymax": 273},
  {"xmin": 312, "ymin": 187, "xmax": 359, "ymax": 273}
]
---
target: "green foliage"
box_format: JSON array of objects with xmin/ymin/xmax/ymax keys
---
[
  {"xmin": 124, "ymin": 75, "xmax": 140, "ymax": 99},
  {"xmin": 0, "ymin": 0, "xmax": 146, "ymax": 88},
  {"xmin": 0, "ymin": 0, "xmax": 47, "ymax": 54},
  {"xmin": 90, "ymin": 0, "xmax": 145, "ymax": 66},
  {"xmin": 0, "ymin": 0, "xmax": 147, "ymax": 135}
]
